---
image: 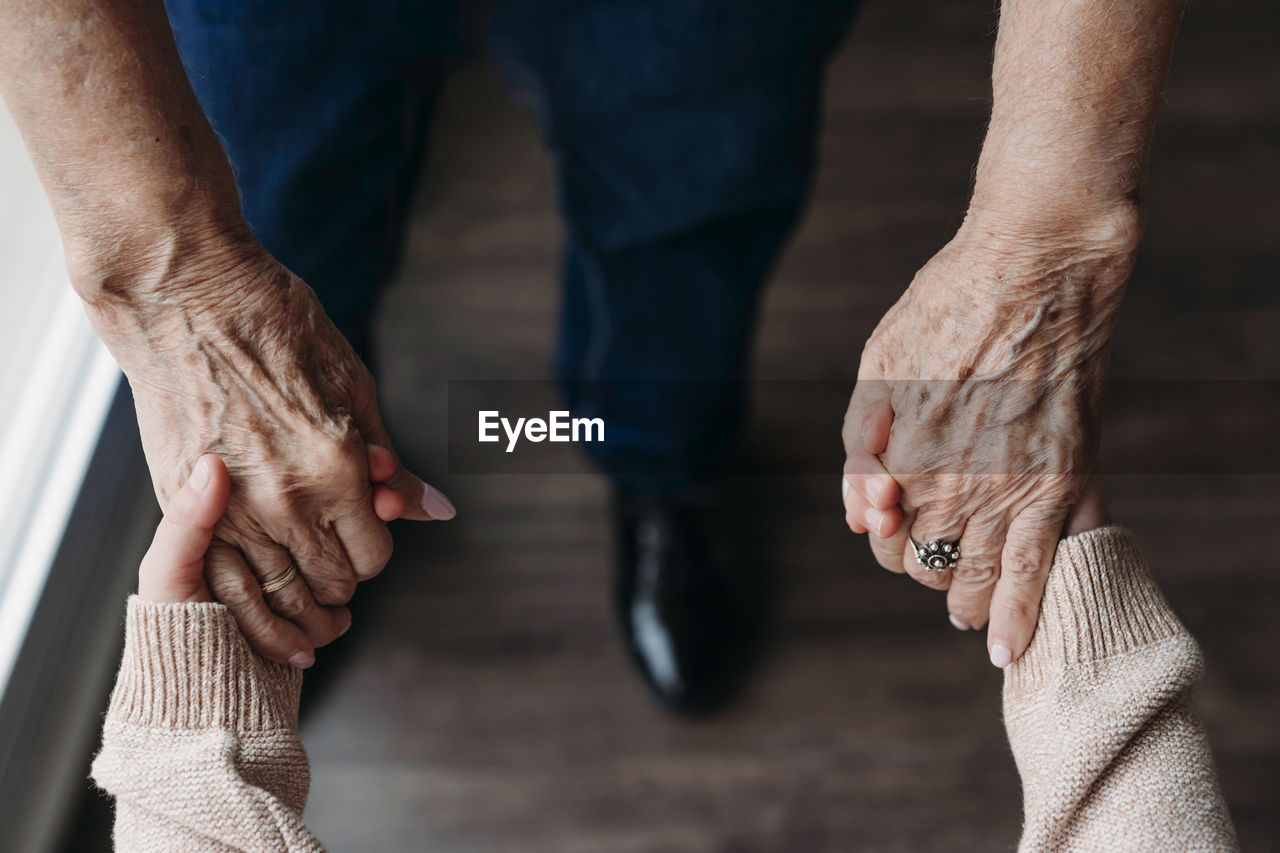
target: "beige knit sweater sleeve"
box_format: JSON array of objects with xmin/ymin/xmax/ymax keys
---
[
  {"xmin": 93, "ymin": 528, "xmax": 1237, "ymax": 851},
  {"xmin": 1005, "ymin": 526, "xmax": 1238, "ymax": 852},
  {"xmin": 92, "ymin": 597, "xmax": 324, "ymax": 852}
]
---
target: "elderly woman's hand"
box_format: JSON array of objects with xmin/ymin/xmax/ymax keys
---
[
  {"xmin": 841, "ymin": 215, "xmax": 1137, "ymax": 668},
  {"xmin": 138, "ymin": 449, "xmax": 409, "ymax": 653},
  {"xmin": 87, "ymin": 241, "xmax": 455, "ymax": 669}
]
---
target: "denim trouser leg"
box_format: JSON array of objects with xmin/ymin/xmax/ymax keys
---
[
  {"xmin": 163, "ymin": 0, "xmax": 464, "ymax": 361},
  {"xmin": 164, "ymin": 0, "xmax": 857, "ymax": 488},
  {"xmin": 491, "ymin": 0, "xmax": 859, "ymax": 492}
]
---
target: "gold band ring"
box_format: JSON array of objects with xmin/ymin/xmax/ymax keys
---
[{"xmin": 260, "ymin": 562, "xmax": 299, "ymax": 595}]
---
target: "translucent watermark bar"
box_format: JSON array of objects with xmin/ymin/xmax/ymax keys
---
[{"xmin": 445, "ymin": 379, "xmax": 1280, "ymax": 476}]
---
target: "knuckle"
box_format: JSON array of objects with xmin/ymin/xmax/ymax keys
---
[
  {"xmin": 254, "ymin": 489, "xmax": 298, "ymax": 521},
  {"xmin": 1003, "ymin": 547, "xmax": 1050, "ymax": 582},
  {"xmin": 869, "ymin": 543, "xmax": 900, "ymax": 572},
  {"xmin": 312, "ymin": 434, "xmax": 357, "ymax": 474},
  {"xmin": 1039, "ymin": 470, "xmax": 1078, "ymax": 495},
  {"xmin": 860, "ymin": 339, "xmax": 890, "ymax": 377},
  {"xmin": 963, "ymin": 516, "xmax": 1002, "ymax": 541},
  {"xmin": 208, "ymin": 570, "xmax": 262, "ymax": 606},
  {"xmin": 936, "ymin": 493, "xmax": 968, "ymax": 520},
  {"xmin": 265, "ymin": 438, "xmax": 364, "ymax": 507},
  {"xmin": 355, "ymin": 536, "xmax": 394, "ymax": 580},
  {"xmin": 310, "ymin": 574, "xmax": 357, "ymax": 606},
  {"xmin": 268, "ymin": 590, "xmax": 313, "ymax": 620},
  {"xmin": 953, "ymin": 562, "xmax": 997, "ymax": 587},
  {"xmin": 914, "ymin": 494, "xmax": 966, "ymax": 527}
]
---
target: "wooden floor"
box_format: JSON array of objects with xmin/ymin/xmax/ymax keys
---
[
  {"xmin": 299, "ymin": 1, "xmax": 1280, "ymax": 849},
  {"xmin": 67, "ymin": 0, "xmax": 1280, "ymax": 850}
]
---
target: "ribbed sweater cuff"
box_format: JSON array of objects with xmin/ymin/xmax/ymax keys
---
[
  {"xmin": 108, "ymin": 596, "xmax": 302, "ymax": 731},
  {"xmin": 1006, "ymin": 526, "xmax": 1186, "ymax": 693}
]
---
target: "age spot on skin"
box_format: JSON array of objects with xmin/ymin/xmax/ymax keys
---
[{"xmin": 246, "ymin": 412, "xmax": 277, "ymax": 439}]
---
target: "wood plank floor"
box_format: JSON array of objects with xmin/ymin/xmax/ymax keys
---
[
  {"xmin": 297, "ymin": 1, "xmax": 1280, "ymax": 850},
  {"xmin": 64, "ymin": 0, "xmax": 1280, "ymax": 849}
]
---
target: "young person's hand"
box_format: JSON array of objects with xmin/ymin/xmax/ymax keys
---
[
  {"xmin": 137, "ymin": 453, "xmax": 231, "ymax": 605},
  {"xmin": 137, "ymin": 449, "xmax": 409, "ymax": 644}
]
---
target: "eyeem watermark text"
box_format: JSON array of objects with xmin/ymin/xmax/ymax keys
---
[{"xmin": 478, "ymin": 410, "xmax": 605, "ymax": 453}]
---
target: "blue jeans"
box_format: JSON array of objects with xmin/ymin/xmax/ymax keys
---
[{"xmin": 165, "ymin": 0, "xmax": 857, "ymax": 492}]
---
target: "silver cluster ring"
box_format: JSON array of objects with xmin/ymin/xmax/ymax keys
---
[{"xmin": 910, "ymin": 537, "xmax": 960, "ymax": 572}]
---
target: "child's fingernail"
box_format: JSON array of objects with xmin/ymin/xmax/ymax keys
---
[
  {"xmin": 288, "ymin": 650, "xmax": 315, "ymax": 669},
  {"xmin": 865, "ymin": 507, "xmax": 888, "ymax": 537},
  {"xmin": 421, "ymin": 484, "xmax": 457, "ymax": 520},
  {"xmin": 949, "ymin": 614, "xmax": 970, "ymax": 631},
  {"xmin": 189, "ymin": 456, "xmax": 212, "ymax": 492},
  {"xmin": 841, "ymin": 477, "xmax": 850, "ymax": 504},
  {"xmin": 866, "ymin": 477, "xmax": 884, "ymax": 505},
  {"xmin": 989, "ymin": 642, "xmax": 1013, "ymax": 669}
]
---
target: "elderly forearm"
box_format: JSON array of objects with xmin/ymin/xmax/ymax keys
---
[
  {"xmin": 0, "ymin": 0, "xmax": 246, "ymax": 303},
  {"xmin": 969, "ymin": 0, "xmax": 1186, "ymax": 245}
]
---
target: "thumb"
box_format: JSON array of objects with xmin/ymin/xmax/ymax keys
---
[
  {"xmin": 843, "ymin": 377, "xmax": 892, "ymax": 457},
  {"xmin": 364, "ymin": 438, "xmax": 455, "ymax": 522},
  {"xmin": 354, "ymin": 393, "xmax": 455, "ymax": 522},
  {"xmin": 138, "ymin": 454, "xmax": 231, "ymax": 602},
  {"xmin": 985, "ymin": 501, "xmax": 1068, "ymax": 668},
  {"xmin": 842, "ymin": 378, "xmax": 901, "ymax": 539}
]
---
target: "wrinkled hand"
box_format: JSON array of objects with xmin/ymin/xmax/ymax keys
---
[
  {"xmin": 138, "ymin": 453, "xmax": 405, "ymax": 632},
  {"xmin": 87, "ymin": 242, "xmax": 455, "ymax": 668},
  {"xmin": 841, "ymin": 220, "xmax": 1136, "ymax": 666}
]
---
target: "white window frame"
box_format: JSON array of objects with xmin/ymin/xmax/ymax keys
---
[{"xmin": 0, "ymin": 102, "xmax": 157, "ymax": 853}]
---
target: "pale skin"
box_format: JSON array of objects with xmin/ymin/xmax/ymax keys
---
[
  {"xmin": 0, "ymin": 0, "xmax": 1179, "ymax": 666},
  {"xmin": 842, "ymin": 0, "xmax": 1186, "ymax": 666}
]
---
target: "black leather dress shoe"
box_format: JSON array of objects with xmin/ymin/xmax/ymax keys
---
[{"xmin": 612, "ymin": 487, "xmax": 760, "ymax": 715}]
